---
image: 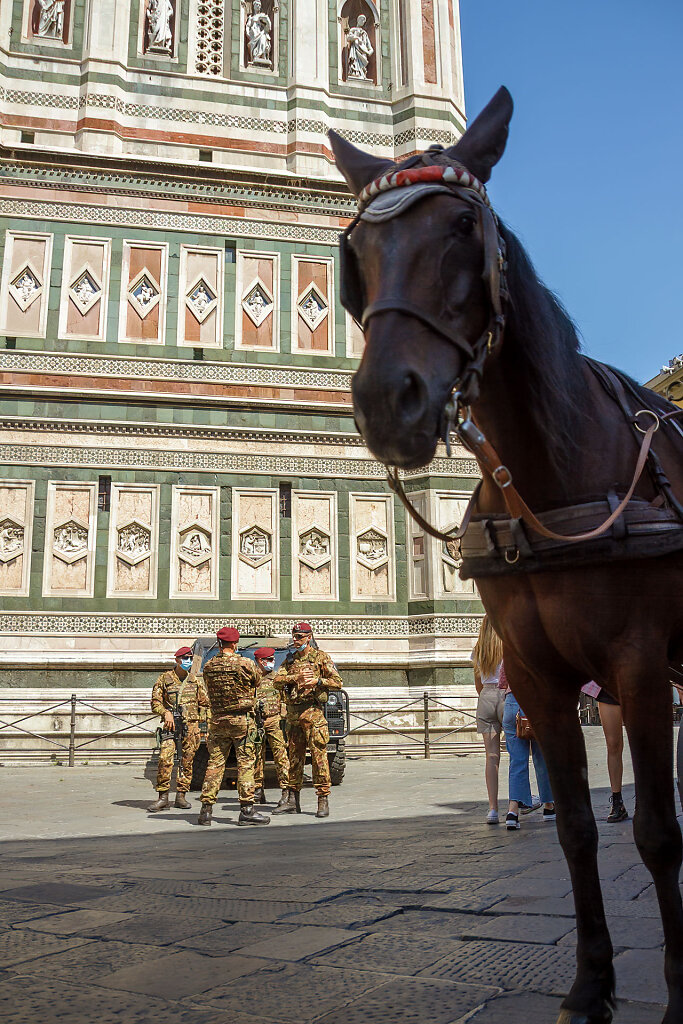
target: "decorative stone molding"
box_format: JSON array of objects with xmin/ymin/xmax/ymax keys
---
[
  {"xmin": 170, "ymin": 486, "xmax": 220, "ymax": 600},
  {"xmin": 406, "ymin": 491, "xmax": 429, "ymax": 599},
  {"xmin": 235, "ymin": 251, "xmax": 280, "ymax": 351},
  {"xmin": 0, "ymin": 611, "xmax": 482, "ymax": 638},
  {"xmin": 106, "ymin": 485, "xmax": 159, "ymax": 599},
  {"xmin": 0, "ymin": 231, "xmax": 53, "ymax": 339},
  {"xmin": 42, "ymin": 482, "xmax": 97, "ymax": 598},
  {"xmin": 58, "ymin": 236, "xmax": 111, "ymax": 343},
  {"xmin": 231, "ymin": 488, "xmax": 279, "ymax": 601},
  {"xmin": 432, "ymin": 490, "xmax": 476, "ymax": 597},
  {"xmin": 292, "ymin": 491, "xmax": 338, "ymax": 601},
  {"xmin": 346, "ymin": 312, "xmax": 365, "ymax": 359},
  {"xmin": 0, "ymin": 350, "xmax": 353, "ymax": 391},
  {"xmin": 0, "ymin": 199, "xmax": 343, "ymax": 246},
  {"xmin": 0, "ymin": 480, "xmax": 34, "ymax": 598},
  {"xmin": 349, "ymin": 492, "xmax": 396, "ymax": 601},
  {"xmin": 118, "ymin": 241, "xmax": 168, "ymax": 345},
  {"xmin": 292, "ymin": 255, "xmax": 334, "ymax": 356},
  {"xmin": 0, "ymin": 443, "xmax": 479, "ymax": 481},
  {"xmin": 178, "ymin": 246, "xmax": 224, "ymax": 349},
  {"xmin": 190, "ymin": 0, "xmax": 225, "ymax": 77}
]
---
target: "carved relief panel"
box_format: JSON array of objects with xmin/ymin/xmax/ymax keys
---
[
  {"xmin": 406, "ymin": 491, "xmax": 429, "ymax": 599},
  {"xmin": 43, "ymin": 482, "xmax": 97, "ymax": 598},
  {"xmin": 434, "ymin": 491, "xmax": 475, "ymax": 597},
  {"xmin": 292, "ymin": 491, "xmax": 338, "ymax": 601},
  {"xmin": 231, "ymin": 488, "xmax": 279, "ymax": 601},
  {"xmin": 141, "ymin": 0, "xmax": 177, "ymax": 56},
  {"xmin": 0, "ymin": 231, "xmax": 53, "ymax": 339},
  {"xmin": 339, "ymin": 0, "xmax": 379, "ymax": 85},
  {"xmin": 292, "ymin": 256, "xmax": 334, "ymax": 355},
  {"xmin": 190, "ymin": 0, "xmax": 225, "ymax": 76},
  {"xmin": 23, "ymin": 0, "xmax": 71, "ymax": 45},
  {"xmin": 178, "ymin": 246, "xmax": 223, "ymax": 348},
  {"xmin": 240, "ymin": 0, "xmax": 278, "ymax": 72},
  {"xmin": 170, "ymin": 486, "xmax": 219, "ymax": 600},
  {"xmin": 346, "ymin": 312, "xmax": 365, "ymax": 359},
  {"xmin": 0, "ymin": 481, "xmax": 35, "ymax": 598},
  {"xmin": 106, "ymin": 485, "xmax": 159, "ymax": 599},
  {"xmin": 350, "ymin": 492, "xmax": 395, "ymax": 601},
  {"xmin": 59, "ymin": 237, "xmax": 111, "ymax": 342},
  {"xmin": 235, "ymin": 250, "xmax": 279, "ymax": 350},
  {"xmin": 119, "ymin": 241, "xmax": 168, "ymax": 344}
]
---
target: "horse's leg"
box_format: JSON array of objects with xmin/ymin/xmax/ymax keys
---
[
  {"xmin": 506, "ymin": 655, "xmax": 614, "ymax": 1024},
  {"xmin": 618, "ymin": 659, "xmax": 683, "ymax": 1024}
]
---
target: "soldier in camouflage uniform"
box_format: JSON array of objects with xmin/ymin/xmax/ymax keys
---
[
  {"xmin": 198, "ymin": 626, "xmax": 269, "ymax": 827},
  {"xmin": 253, "ymin": 647, "xmax": 290, "ymax": 808},
  {"xmin": 272, "ymin": 622, "xmax": 342, "ymax": 818},
  {"xmin": 148, "ymin": 645, "xmax": 210, "ymax": 812}
]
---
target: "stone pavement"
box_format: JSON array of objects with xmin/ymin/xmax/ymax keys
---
[{"xmin": 0, "ymin": 729, "xmax": 675, "ymax": 1023}]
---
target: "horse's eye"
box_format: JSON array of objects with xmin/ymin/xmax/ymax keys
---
[{"xmin": 456, "ymin": 214, "xmax": 476, "ymax": 236}]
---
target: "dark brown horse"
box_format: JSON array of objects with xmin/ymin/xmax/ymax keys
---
[{"xmin": 330, "ymin": 88, "xmax": 683, "ymax": 1024}]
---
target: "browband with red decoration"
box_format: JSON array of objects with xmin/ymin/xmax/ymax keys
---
[{"xmin": 358, "ymin": 163, "xmax": 491, "ymax": 209}]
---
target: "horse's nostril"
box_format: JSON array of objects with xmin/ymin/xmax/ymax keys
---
[{"xmin": 399, "ymin": 371, "xmax": 427, "ymax": 423}]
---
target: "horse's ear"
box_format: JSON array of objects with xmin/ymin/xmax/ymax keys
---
[
  {"xmin": 445, "ymin": 86, "xmax": 514, "ymax": 183},
  {"xmin": 328, "ymin": 129, "xmax": 395, "ymax": 197}
]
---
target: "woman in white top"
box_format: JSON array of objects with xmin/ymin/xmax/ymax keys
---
[{"xmin": 472, "ymin": 616, "xmax": 505, "ymax": 824}]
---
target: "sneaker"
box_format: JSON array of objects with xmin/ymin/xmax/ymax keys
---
[
  {"xmin": 607, "ymin": 795, "xmax": 629, "ymax": 823},
  {"xmin": 486, "ymin": 809, "xmax": 499, "ymax": 825},
  {"xmin": 543, "ymin": 804, "xmax": 556, "ymax": 821},
  {"xmin": 520, "ymin": 797, "xmax": 542, "ymax": 815},
  {"xmin": 505, "ymin": 812, "xmax": 520, "ymax": 830}
]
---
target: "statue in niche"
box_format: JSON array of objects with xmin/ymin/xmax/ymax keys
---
[
  {"xmin": 146, "ymin": 0, "xmax": 174, "ymax": 54},
  {"xmin": 245, "ymin": 0, "xmax": 272, "ymax": 67},
  {"xmin": 345, "ymin": 15, "xmax": 373, "ymax": 81},
  {"xmin": 36, "ymin": 0, "xmax": 65, "ymax": 40}
]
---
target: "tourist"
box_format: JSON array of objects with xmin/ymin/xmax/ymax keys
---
[
  {"xmin": 581, "ymin": 681, "xmax": 628, "ymax": 822},
  {"xmin": 501, "ymin": 663, "xmax": 556, "ymax": 830},
  {"xmin": 472, "ymin": 616, "xmax": 505, "ymax": 824}
]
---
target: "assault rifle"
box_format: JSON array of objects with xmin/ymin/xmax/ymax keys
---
[
  {"xmin": 253, "ymin": 697, "xmax": 266, "ymax": 750},
  {"xmin": 155, "ymin": 695, "xmax": 186, "ymax": 766}
]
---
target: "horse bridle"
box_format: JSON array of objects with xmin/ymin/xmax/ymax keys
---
[{"xmin": 341, "ymin": 162, "xmax": 662, "ymax": 550}]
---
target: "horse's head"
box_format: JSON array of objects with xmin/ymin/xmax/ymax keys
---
[{"xmin": 330, "ymin": 87, "xmax": 513, "ymax": 469}]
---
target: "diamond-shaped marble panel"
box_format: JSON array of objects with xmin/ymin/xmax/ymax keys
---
[
  {"xmin": 69, "ymin": 267, "xmax": 102, "ymax": 315},
  {"xmin": 298, "ymin": 283, "xmax": 328, "ymax": 330},
  {"xmin": 9, "ymin": 264, "xmax": 42, "ymax": 312},
  {"xmin": 242, "ymin": 282, "xmax": 273, "ymax": 328},
  {"xmin": 186, "ymin": 277, "xmax": 217, "ymax": 324},
  {"xmin": 128, "ymin": 271, "xmax": 160, "ymax": 319}
]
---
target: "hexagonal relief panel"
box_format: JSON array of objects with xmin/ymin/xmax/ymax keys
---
[
  {"xmin": 239, "ymin": 524, "xmax": 272, "ymax": 567},
  {"xmin": 53, "ymin": 519, "xmax": 89, "ymax": 564},
  {"xmin": 299, "ymin": 525, "xmax": 331, "ymax": 570},
  {"xmin": 442, "ymin": 528, "xmax": 462, "ymax": 568},
  {"xmin": 0, "ymin": 517, "xmax": 24, "ymax": 563},
  {"xmin": 357, "ymin": 527, "xmax": 388, "ymax": 570},
  {"xmin": 178, "ymin": 522, "xmax": 212, "ymax": 567},
  {"xmin": 116, "ymin": 519, "xmax": 152, "ymax": 566}
]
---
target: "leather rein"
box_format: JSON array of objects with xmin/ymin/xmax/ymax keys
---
[{"xmin": 349, "ymin": 164, "xmax": 664, "ymax": 551}]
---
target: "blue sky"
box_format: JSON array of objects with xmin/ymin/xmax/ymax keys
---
[{"xmin": 459, "ymin": 0, "xmax": 682, "ymax": 383}]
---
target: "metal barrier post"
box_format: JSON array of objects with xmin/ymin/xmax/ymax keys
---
[
  {"xmin": 68, "ymin": 694, "xmax": 77, "ymax": 767},
  {"xmin": 423, "ymin": 692, "xmax": 430, "ymax": 759}
]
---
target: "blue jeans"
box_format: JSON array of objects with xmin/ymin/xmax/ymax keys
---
[{"xmin": 503, "ymin": 693, "xmax": 554, "ymax": 805}]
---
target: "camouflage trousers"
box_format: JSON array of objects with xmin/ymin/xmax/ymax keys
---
[
  {"xmin": 201, "ymin": 713, "xmax": 256, "ymax": 806},
  {"xmin": 287, "ymin": 706, "xmax": 331, "ymax": 796},
  {"xmin": 156, "ymin": 721, "xmax": 200, "ymax": 794},
  {"xmin": 254, "ymin": 715, "xmax": 290, "ymax": 789}
]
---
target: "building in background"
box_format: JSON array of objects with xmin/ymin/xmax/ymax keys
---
[
  {"xmin": 646, "ymin": 356, "xmax": 683, "ymax": 409},
  {"xmin": 0, "ymin": 0, "xmax": 482, "ymax": 754}
]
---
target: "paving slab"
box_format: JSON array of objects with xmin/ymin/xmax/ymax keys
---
[
  {"xmin": 233, "ymin": 923, "xmax": 363, "ymax": 960},
  {"xmin": 97, "ymin": 949, "xmax": 262, "ymax": 998},
  {"xmin": 558, "ymin": 915, "xmax": 665, "ymax": 950},
  {"xmin": 0, "ymin": 929, "xmax": 89, "ymax": 966},
  {"xmin": 0, "ymin": 881, "xmax": 121, "ymax": 905},
  {"xmin": 19, "ymin": 908, "xmax": 132, "ymax": 934},
  {"xmin": 76, "ymin": 911, "xmax": 219, "ymax": 946},
  {"xmin": 614, "ymin": 947, "xmax": 667, "ymax": 1006},
  {"xmin": 420, "ymin": 939, "xmax": 578, "ymax": 996},
  {"xmin": 467, "ymin": 990, "xmax": 665, "ymax": 1024},
  {"xmin": 178, "ymin": 921, "xmax": 298, "ymax": 954},
  {"xmin": 280, "ymin": 897, "xmax": 402, "ymax": 928},
  {"xmin": 5, "ymin": 938, "xmax": 178, "ymax": 981},
  {"xmin": 314, "ymin": 976, "xmax": 500, "ymax": 1024},
  {"xmin": 310, "ymin": 931, "xmax": 461, "ymax": 974},
  {"xmin": 460, "ymin": 913, "xmax": 574, "ymax": 945}
]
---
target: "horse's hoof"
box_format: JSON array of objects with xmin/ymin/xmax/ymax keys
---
[{"xmin": 556, "ymin": 1012, "xmax": 612, "ymax": 1024}]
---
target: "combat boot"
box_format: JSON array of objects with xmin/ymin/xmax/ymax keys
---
[
  {"xmin": 174, "ymin": 792, "xmax": 191, "ymax": 809},
  {"xmin": 272, "ymin": 789, "xmax": 301, "ymax": 814},
  {"xmin": 315, "ymin": 795, "xmax": 329, "ymax": 818},
  {"xmin": 197, "ymin": 803, "xmax": 212, "ymax": 826},
  {"xmin": 253, "ymin": 786, "xmax": 266, "ymax": 804},
  {"xmin": 238, "ymin": 803, "xmax": 270, "ymax": 826},
  {"xmin": 147, "ymin": 792, "xmax": 170, "ymax": 813},
  {"xmin": 275, "ymin": 787, "xmax": 290, "ymax": 809}
]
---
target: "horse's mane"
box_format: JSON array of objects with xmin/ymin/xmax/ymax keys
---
[{"xmin": 498, "ymin": 222, "xmax": 587, "ymax": 470}]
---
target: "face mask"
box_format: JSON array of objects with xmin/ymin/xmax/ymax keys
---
[
  {"xmin": 262, "ymin": 660, "xmax": 275, "ymax": 672},
  {"xmin": 293, "ymin": 640, "xmax": 307, "ymax": 652},
  {"xmin": 179, "ymin": 657, "xmax": 192, "ymax": 670}
]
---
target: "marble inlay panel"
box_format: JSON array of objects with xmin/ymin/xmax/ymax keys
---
[
  {"xmin": 0, "ymin": 480, "xmax": 34, "ymax": 597},
  {"xmin": 106, "ymin": 485, "xmax": 159, "ymax": 599},
  {"xmin": 170, "ymin": 486, "xmax": 219, "ymax": 600},
  {"xmin": 292, "ymin": 491, "xmax": 338, "ymax": 601},
  {"xmin": 231, "ymin": 488, "xmax": 278, "ymax": 600},
  {"xmin": 42, "ymin": 482, "xmax": 97, "ymax": 598},
  {"xmin": 349, "ymin": 492, "xmax": 395, "ymax": 601}
]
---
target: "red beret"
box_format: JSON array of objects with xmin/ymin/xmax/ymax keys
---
[
  {"xmin": 254, "ymin": 647, "xmax": 275, "ymax": 659},
  {"xmin": 292, "ymin": 622, "xmax": 312, "ymax": 635},
  {"xmin": 217, "ymin": 627, "xmax": 240, "ymax": 643},
  {"xmin": 175, "ymin": 646, "xmax": 192, "ymax": 658}
]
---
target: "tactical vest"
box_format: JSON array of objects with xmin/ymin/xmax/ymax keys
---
[
  {"xmin": 203, "ymin": 652, "xmax": 256, "ymax": 715},
  {"xmin": 155, "ymin": 671, "xmax": 204, "ymax": 721},
  {"xmin": 256, "ymin": 671, "xmax": 282, "ymax": 718}
]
